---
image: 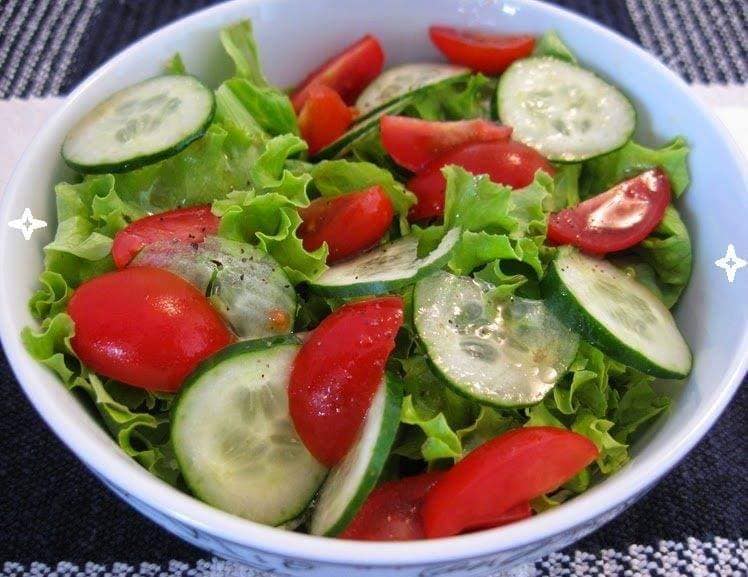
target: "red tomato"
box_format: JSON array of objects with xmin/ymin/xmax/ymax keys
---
[
  {"xmin": 291, "ymin": 35, "xmax": 385, "ymax": 112},
  {"xmin": 407, "ymin": 140, "xmax": 555, "ymax": 221},
  {"xmin": 422, "ymin": 427, "xmax": 598, "ymax": 538},
  {"xmin": 429, "ymin": 26, "xmax": 535, "ymax": 74},
  {"xmin": 298, "ymin": 85, "xmax": 354, "ymax": 156},
  {"xmin": 547, "ymin": 168, "xmax": 671, "ymax": 254},
  {"xmin": 462, "ymin": 502, "xmax": 533, "ymax": 534},
  {"xmin": 298, "ymin": 186, "xmax": 394, "ymax": 263},
  {"xmin": 341, "ymin": 472, "xmax": 445, "ymax": 541},
  {"xmin": 380, "ymin": 116, "xmax": 512, "ymax": 172},
  {"xmin": 288, "ymin": 296, "xmax": 404, "ymax": 466},
  {"xmin": 111, "ymin": 205, "xmax": 219, "ymax": 268},
  {"xmin": 68, "ymin": 267, "xmax": 233, "ymax": 392},
  {"xmin": 341, "ymin": 473, "xmax": 531, "ymax": 541}
]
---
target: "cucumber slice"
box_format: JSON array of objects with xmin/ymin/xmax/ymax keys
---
[
  {"xmin": 309, "ymin": 228, "xmax": 461, "ymax": 297},
  {"xmin": 172, "ymin": 337, "xmax": 327, "ymax": 526},
  {"xmin": 309, "ymin": 374, "xmax": 402, "ymax": 536},
  {"xmin": 62, "ymin": 75, "xmax": 215, "ymax": 174},
  {"xmin": 497, "ymin": 57, "xmax": 635, "ymax": 162},
  {"xmin": 313, "ymin": 98, "xmax": 409, "ymax": 160},
  {"xmin": 542, "ymin": 248, "xmax": 691, "ymax": 378},
  {"xmin": 414, "ymin": 271, "xmax": 579, "ymax": 408},
  {"xmin": 355, "ymin": 63, "xmax": 469, "ymax": 118},
  {"xmin": 132, "ymin": 236, "xmax": 296, "ymax": 339}
]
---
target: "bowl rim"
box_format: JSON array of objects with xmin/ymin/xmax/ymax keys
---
[{"xmin": 2, "ymin": 0, "xmax": 747, "ymax": 567}]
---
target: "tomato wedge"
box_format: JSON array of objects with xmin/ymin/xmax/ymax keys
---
[
  {"xmin": 289, "ymin": 296, "xmax": 404, "ymax": 467},
  {"xmin": 68, "ymin": 267, "xmax": 233, "ymax": 392},
  {"xmin": 298, "ymin": 85, "xmax": 354, "ymax": 155},
  {"xmin": 407, "ymin": 140, "xmax": 555, "ymax": 221},
  {"xmin": 340, "ymin": 472, "xmax": 531, "ymax": 540},
  {"xmin": 422, "ymin": 427, "xmax": 598, "ymax": 538},
  {"xmin": 380, "ymin": 116, "xmax": 512, "ymax": 172},
  {"xmin": 111, "ymin": 205, "xmax": 219, "ymax": 268},
  {"xmin": 291, "ymin": 35, "xmax": 385, "ymax": 112},
  {"xmin": 547, "ymin": 168, "xmax": 671, "ymax": 254},
  {"xmin": 341, "ymin": 472, "xmax": 444, "ymax": 541},
  {"xmin": 429, "ymin": 26, "xmax": 535, "ymax": 75},
  {"xmin": 462, "ymin": 502, "xmax": 533, "ymax": 534},
  {"xmin": 298, "ymin": 186, "xmax": 394, "ymax": 263}
]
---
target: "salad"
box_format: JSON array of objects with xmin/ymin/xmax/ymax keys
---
[{"xmin": 23, "ymin": 22, "xmax": 693, "ymax": 540}]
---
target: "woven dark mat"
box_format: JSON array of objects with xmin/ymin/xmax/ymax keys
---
[
  {"xmin": 0, "ymin": 0, "xmax": 746, "ymax": 567},
  {"xmin": 0, "ymin": 0, "xmax": 746, "ymax": 98}
]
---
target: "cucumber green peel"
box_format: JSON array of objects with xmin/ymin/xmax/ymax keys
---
[
  {"xmin": 172, "ymin": 337, "xmax": 327, "ymax": 526},
  {"xmin": 310, "ymin": 374, "xmax": 403, "ymax": 536},
  {"xmin": 63, "ymin": 75, "xmax": 216, "ymax": 173},
  {"xmin": 542, "ymin": 248, "xmax": 692, "ymax": 379}
]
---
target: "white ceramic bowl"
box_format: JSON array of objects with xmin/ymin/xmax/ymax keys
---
[{"xmin": 1, "ymin": 1, "xmax": 747, "ymax": 575}]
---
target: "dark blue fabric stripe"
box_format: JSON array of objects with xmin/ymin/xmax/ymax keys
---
[{"xmin": 61, "ymin": 0, "xmax": 221, "ymax": 96}]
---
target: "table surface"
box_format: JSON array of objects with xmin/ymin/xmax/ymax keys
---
[{"xmin": 0, "ymin": 0, "xmax": 746, "ymax": 574}]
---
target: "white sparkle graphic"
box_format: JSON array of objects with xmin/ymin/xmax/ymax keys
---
[
  {"xmin": 715, "ymin": 244, "xmax": 746, "ymax": 283},
  {"xmin": 8, "ymin": 208, "xmax": 47, "ymax": 241}
]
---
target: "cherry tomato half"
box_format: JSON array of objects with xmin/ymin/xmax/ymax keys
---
[
  {"xmin": 547, "ymin": 168, "xmax": 671, "ymax": 254},
  {"xmin": 422, "ymin": 427, "xmax": 598, "ymax": 538},
  {"xmin": 298, "ymin": 85, "xmax": 354, "ymax": 156},
  {"xmin": 429, "ymin": 26, "xmax": 535, "ymax": 75},
  {"xmin": 288, "ymin": 296, "xmax": 404, "ymax": 466},
  {"xmin": 341, "ymin": 472, "xmax": 445, "ymax": 541},
  {"xmin": 298, "ymin": 186, "xmax": 394, "ymax": 263},
  {"xmin": 111, "ymin": 205, "xmax": 219, "ymax": 268},
  {"xmin": 380, "ymin": 116, "xmax": 512, "ymax": 172},
  {"xmin": 407, "ymin": 140, "xmax": 555, "ymax": 221},
  {"xmin": 68, "ymin": 267, "xmax": 233, "ymax": 392},
  {"xmin": 341, "ymin": 473, "xmax": 531, "ymax": 541},
  {"xmin": 291, "ymin": 35, "xmax": 385, "ymax": 112}
]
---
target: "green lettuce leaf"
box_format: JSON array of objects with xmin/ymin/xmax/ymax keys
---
[
  {"xmin": 408, "ymin": 74, "xmax": 495, "ymax": 121},
  {"xmin": 572, "ymin": 411, "xmax": 629, "ymax": 474},
  {"xmin": 214, "ymin": 135, "xmax": 327, "ymax": 283},
  {"xmin": 533, "ymin": 31, "xmax": 577, "ymax": 64},
  {"xmin": 400, "ymin": 395, "xmax": 463, "ymax": 461},
  {"xmin": 113, "ymin": 124, "xmax": 256, "ymax": 212},
  {"xmin": 224, "ymin": 78, "xmax": 298, "ymax": 137},
  {"xmin": 549, "ymin": 163, "xmax": 581, "ymax": 210},
  {"xmin": 581, "ymin": 138, "xmax": 690, "ymax": 198},
  {"xmin": 29, "ymin": 270, "xmax": 73, "ymax": 320},
  {"xmin": 431, "ymin": 166, "xmax": 552, "ymax": 279},
  {"xmin": 41, "ymin": 175, "xmax": 144, "ymax": 289},
  {"xmin": 456, "ymin": 406, "xmax": 520, "ymax": 455},
  {"xmin": 214, "ymin": 83, "xmax": 269, "ymax": 148},
  {"xmin": 392, "ymin": 355, "xmax": 472, "ymax": 462},
  {"xmin": 611, "ymin": 379, "xmax": 671, "ymax": 443},
  {"xmin": 523, "ymin": 343, "xmax": 670, "ymax": 477},
  {"xmin": 552, "ymin": 342, "xmax": 610, "ymax": 417},
  {"xmin": 165, "ymin": 53, "xmax": 187, "ymax": 75},
  {"xmin": 636, "ymin": 205, "xmax": 692, "ymax": 306},
  {"xmin": 21, "ymin": 314, "xmax": 180, "ymax": 485},
  {"xmin": 219, "ymin": 20, "xmax": 268, "ymax": 87},
  {"xmin": 611, "ymin": 205, "xmax": 692, "ymax": 308},
  {"xmin": 310, "ymin": 159, "xmax": 416, "ymax": 232}
]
